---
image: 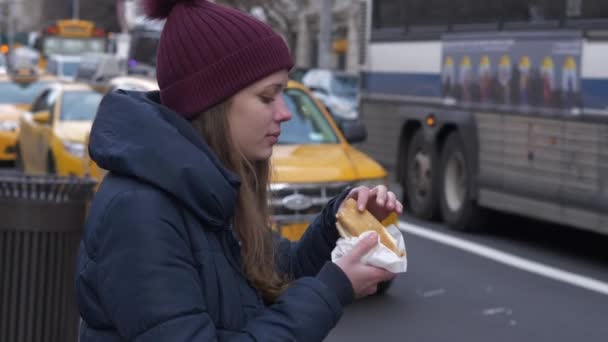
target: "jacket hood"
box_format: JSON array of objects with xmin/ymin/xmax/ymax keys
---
[{"xmin": 89, "ymin": 90, "xmax": 240, "ymax": 228}]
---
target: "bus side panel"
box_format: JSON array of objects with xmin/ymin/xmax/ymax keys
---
[
  {"xmin": 476, "ymin": 113, "xmax": 608, "ymax": 234},
  {"xmin": 560, "ymin": 120, "xmax": 607, "ymax": 233},
  {"xmin": 600, "ymin": 125, "xmax": 608, "ymax": 231},
  {"xmin": 476, "ymin": 113, "xmax": 563, "ymax": 222}
]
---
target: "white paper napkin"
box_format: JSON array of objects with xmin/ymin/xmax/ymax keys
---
[{"xmin": 331, "ymin": 224, "xmax": 407, "ymax": 273}]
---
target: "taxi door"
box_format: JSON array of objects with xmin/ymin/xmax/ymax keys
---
[
  {"xmin": 20, "ymin": 88, "xmax": 58, "ymax": 174},
  {"xmin": 35, "ymin": 89, "xmax": 60, "ymax": 174},
  {"xmin": 19, "ymin": 89, "xmax": 49, "ymax": 173}
]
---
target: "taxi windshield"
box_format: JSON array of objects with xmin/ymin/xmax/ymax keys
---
[
  {"xmin": 279, "ymin": 88, "xmax": 339, "ymax": 145},
  {"xmin": 0, "ymin": 81, "xmax": 50, "ymax": 104},
  {"xmin": 60, "ymin": 90, "xmax": 103, "ymax": 121}
]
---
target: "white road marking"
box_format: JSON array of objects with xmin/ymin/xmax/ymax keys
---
[{"xmin": 398, "ymin": 220, "xmax": 608, "ymax": 296}]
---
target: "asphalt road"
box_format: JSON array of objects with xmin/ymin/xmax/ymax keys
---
[{"xmin": 326, "ymin": 214, "xmax": 608, "ymax": 342}]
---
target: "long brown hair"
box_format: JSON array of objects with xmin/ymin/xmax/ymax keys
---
[{"xmin": 191, "ymin": 101, "xmax": 289, "ymax": 303}]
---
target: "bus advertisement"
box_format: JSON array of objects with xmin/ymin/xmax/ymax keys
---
[
  {"xmin": 358, "ymin": 0, "xmax": 608, "ymax": 235},
  {"xmin": 441, "ymin": 32, "xmax": 582, "ymax": 112}
]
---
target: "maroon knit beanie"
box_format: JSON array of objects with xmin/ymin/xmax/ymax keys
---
[{"xmin": 143, "ymin": 0, "xmax": 294, "ymax": 119}]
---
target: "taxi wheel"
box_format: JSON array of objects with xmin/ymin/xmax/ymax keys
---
[{"xmin": 47, "ymin": 151, "xmax": 57, "ymax": 175}]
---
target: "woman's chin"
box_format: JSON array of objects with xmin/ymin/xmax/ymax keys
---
[{"xmin": 248, "ymin": 148, "xmax": 273, "ymax": 162}]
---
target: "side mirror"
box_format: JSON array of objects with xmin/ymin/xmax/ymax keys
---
[
  {"xmin": 340, "ymin": 119, "xmax": 367, "ymax": 144},
  {"xmin": 33, "ymin": 110, "xmax": 51, "ymax": 124}
]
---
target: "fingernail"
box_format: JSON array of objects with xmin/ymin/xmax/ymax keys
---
[{"xmin": 367, "ymin": 232, "xmax": 378, "ymax": 241}]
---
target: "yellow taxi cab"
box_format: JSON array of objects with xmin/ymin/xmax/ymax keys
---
[
  {"xmin": 16, "ymin": 81, "xmax": 103, "ymax": 176},
  {"xmin": 0, "ymin": 69, "xmax": 57, "ymax": 165},
  {"xmin": 271, "ymin": 80, "xmax": 395, "ymax": 240},
  {"xmin": 83, "ymin": 79, "xmax": 395, "ymax": 240}
]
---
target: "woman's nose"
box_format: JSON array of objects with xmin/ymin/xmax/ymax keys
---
[{"xmin": 275, "ymin": 96, "xmax": 292, "ymax": 122}]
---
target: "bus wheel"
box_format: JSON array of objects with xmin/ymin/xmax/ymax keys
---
[
  {"xmin": 47, "ymin": 151, "xmax": 57, "ymax": 175},
  {"xmin": 404, "ymin": 129, "xmax": 438, "ymax": 220},
  {"xmin": 439, "ymin": 132, "xmax": 482, "ymax": 231}
]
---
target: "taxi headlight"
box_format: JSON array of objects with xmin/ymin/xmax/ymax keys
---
[
  {"xmin": 63, "ymin": 141, "xmax": 86, "ymax": 158},
  {"xmin": 0, "ymin": 121, "xmax": 18, "ymax": 132}
]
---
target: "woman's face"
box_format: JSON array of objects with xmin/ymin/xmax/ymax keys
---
[{"xmin": 227, "ymin": 70, "xmax": 291, "ymax": 161}]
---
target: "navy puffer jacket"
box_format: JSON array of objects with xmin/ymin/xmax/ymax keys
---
[{"xmin": 76, "ymin": 91, "xmax": 354, "ymax": 341}]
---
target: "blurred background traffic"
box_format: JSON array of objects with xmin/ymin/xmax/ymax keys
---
[{"xmin": 1, "ymin": 0, "xmax": 608, "ymax": 341}]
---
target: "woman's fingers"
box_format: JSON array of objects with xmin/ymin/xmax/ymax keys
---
[
  {"xmin": 373, "ymin": 185, "xmax": 388, "ymax": 207},
  {"xmin": 386, "ymin": 191, "xmax": 396, "ymax": 210},
  {"xmin": 345, "ymin": 185, "xmax": 404, "ymax": 216}
]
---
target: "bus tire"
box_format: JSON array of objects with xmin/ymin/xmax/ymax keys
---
[
  {"xmin": 403, "ymin": 129, "xmax": 438, "ymax": 220},
  {"xmin": 438, "ymin": 132, "xmax": 482, "ymax": 231}
]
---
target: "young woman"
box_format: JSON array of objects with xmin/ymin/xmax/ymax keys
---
[{"xmin": 76, "ymin": 1, "xmax": 402, "ymax": 341}]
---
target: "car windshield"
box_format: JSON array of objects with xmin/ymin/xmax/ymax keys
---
[
  {"xmin": 60, "ymin": 90, "xmax": 103, "ymax": 121},
  {"xmin": 279, "ymin": 88, "xmax": 339, "ymax": 145},
  {"xmin": 0, "ymin": 81, "xmax": 50, "ymax": 104},
  {"xmin": 330, "ymin": 75, "xmax": 358, "ymax": 99}
]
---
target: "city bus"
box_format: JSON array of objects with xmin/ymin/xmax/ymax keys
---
[
  {"xmin": 358, "ymin": 0, "xmax": 608, "ymax": 235},
  {"xmin": 36, "ymin": 19, "xmax": 107, "ymax": 66}
]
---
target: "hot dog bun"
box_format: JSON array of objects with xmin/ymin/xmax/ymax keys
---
[{"xmin": 335, "ymin": 198, "xmax": 403, "ymax": 257}]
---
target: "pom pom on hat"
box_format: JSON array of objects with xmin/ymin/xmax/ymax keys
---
[{"xmin": 142, "ymin": 0, "xmax": 194, "ymax": 19}]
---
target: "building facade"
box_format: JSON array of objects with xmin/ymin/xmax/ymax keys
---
[{"xmin": 293, "ymin": 0, "xmax": 367, "ymax": 72}]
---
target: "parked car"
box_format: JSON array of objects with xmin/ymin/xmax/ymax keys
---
[
  {"xmin": 0, "ymin": 70, "xmax": 57, "ymax": 166},
  {"xmin": 16, "ymin": 81, "xmax": 103, "ymax": 175},
  {"xmin": 301, "ymin": 68, "xmax": 360, "ymax": 126}
]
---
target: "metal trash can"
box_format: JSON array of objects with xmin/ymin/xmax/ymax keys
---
[{"xmin": 0, "ymin": 173, "xmax": 97, "ymax": 342}]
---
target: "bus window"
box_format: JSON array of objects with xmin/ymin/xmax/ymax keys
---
[
  {"xmin": 372, "ymin": 0, "xmax": 404, "ymax": 29},
  {"xmin": 452, "ymin": 0, "xmax": 502, "ymax": 25},
  {"xmin": 406, "ymin": 0, "xmax": 451, "ymax": 27},
  {"xmin": 503, "ymin": 0, "xmax": 564, "ymax": 23},
  {"xmin": 566, "ymin": 0, "xmax": 608, "ymax": 19}
]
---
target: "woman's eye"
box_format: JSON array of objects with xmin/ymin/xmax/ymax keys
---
[{"xmin": 260, "ymin": 96, "xmax": 275, "ymax": 104}]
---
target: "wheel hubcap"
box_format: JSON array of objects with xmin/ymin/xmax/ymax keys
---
[
  {"xmin": 410, "ymin": 151, "xmax": 432, "ymax": 202},
  {"xmin": 444, "ymin": 152, "xmax": 466, "ymax": 212}
]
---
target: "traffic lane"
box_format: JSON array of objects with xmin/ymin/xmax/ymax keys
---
[
  {"xmin": 326, "ymin": 230, "xmax": 608, "ymax": 342},
  {"xmin": 403, "ymin": 212, "xmax": 608, "ymax": 284}
]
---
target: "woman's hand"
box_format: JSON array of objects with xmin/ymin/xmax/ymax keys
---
[
  {"xmin": 343, "ymin": 185, "xmax": 403, "ymax": 221},
  {"xmin": 335, "ymin": 232, "xmax": 396, "ymax": 298}
]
